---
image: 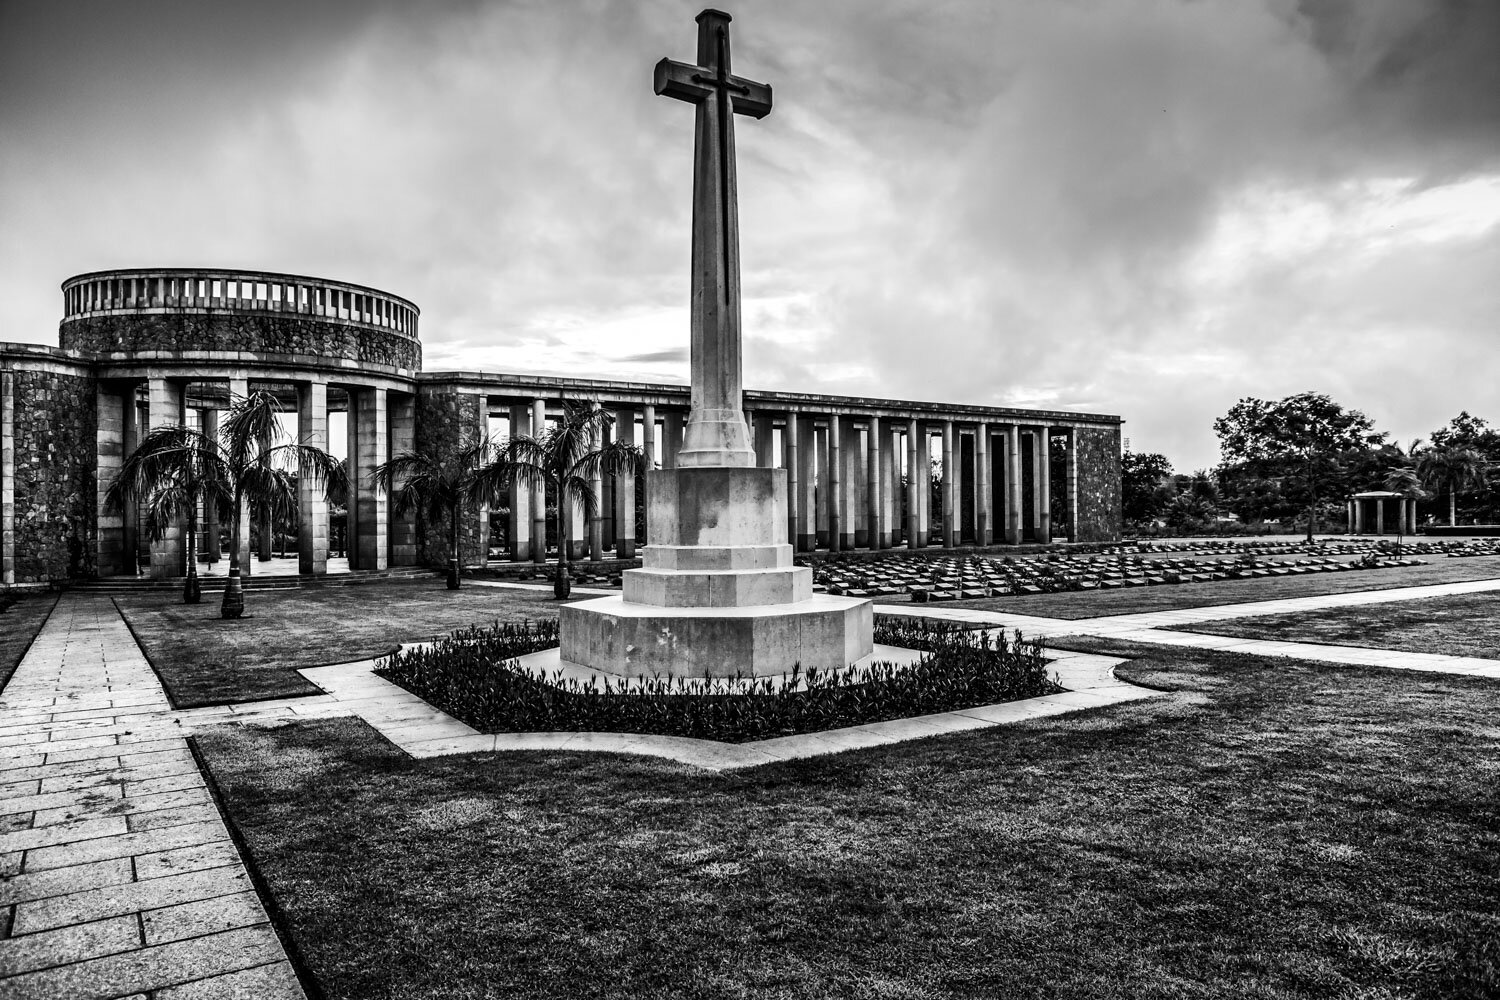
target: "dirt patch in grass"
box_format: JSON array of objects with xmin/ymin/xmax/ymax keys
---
[
  {"xmin": 115, "ymin": 581, "xmax": 583, "ymax": 708},
  {"xmin": 196, "ymin": 645, "xmax": 1500, "ymax": 999},
  {"xmin": 938, "ymin": 555, "xmax": 1500, "ymax": 619},
  {"xmin": 0, "ymin": 592, "xmax": 59, "ymax": 690},
  {"xmin": 1161, "ymin": 592, "xmax": 1500, "ymax": 659}
]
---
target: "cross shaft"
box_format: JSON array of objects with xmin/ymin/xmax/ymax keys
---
[{"xmin": 653, "ymin": 9, "xmax": 772, "ymax": 469}]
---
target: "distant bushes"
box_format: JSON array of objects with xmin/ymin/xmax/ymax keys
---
[{"xmin": 375, "ymin": 617, "xmax": 1057, "ymax": 744}]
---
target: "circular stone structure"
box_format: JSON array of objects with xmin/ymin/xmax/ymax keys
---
[
  {"xmin": 60, "ymin": 268, "xmax": 421, "ymax": 374},
  {"xmin": 55, "ymin": 267, "xmax": 423, "ymax": 581}
]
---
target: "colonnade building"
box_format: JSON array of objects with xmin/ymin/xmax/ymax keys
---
[{"xmin": 0, "ymin": 268, "xmax": 1123, "ymax": 587}]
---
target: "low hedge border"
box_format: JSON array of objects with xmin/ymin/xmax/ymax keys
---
[{"xmin": 375, "ymin": 616, "xmax": 1059, "ymax": 744}]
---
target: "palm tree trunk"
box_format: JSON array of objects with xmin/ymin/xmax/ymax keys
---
[
  {"xmin": 553, "ymin": 489, "xmax": 571, "ymax": 599},
  {"xmin": 1450, "ymin": 486, "xmax": 1457, "ymax": 526},
  {"xmin": 447, "ymin": 503, "xmax": 461, "ymax": 590},
  {"xmin": 222, "ymin": 491, "xmax": 245, "ymax": 619},
  {"xmin": 184, "ymin": 513, "xmax": 201, "ymax": 605}
]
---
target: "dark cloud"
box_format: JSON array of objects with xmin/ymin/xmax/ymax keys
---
[{"xmin": 1, "ymin": 0, "xmax": 1496, "ymax": 470}]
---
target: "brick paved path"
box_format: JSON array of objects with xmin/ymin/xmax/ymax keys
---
[{"xmin": 0, "ymin": 596, "xmax": 304, "ymax": 999}]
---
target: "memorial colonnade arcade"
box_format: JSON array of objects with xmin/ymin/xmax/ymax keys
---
[
  {"xmin": 1, "ymin": 267, "xmax": 1122, "ymax": 587},
  {"xmin": 58, "ymin": 268, "xmax": 425, "ymax": 582},
  {"xmin": 443, "ymin": 372, "xmax": 1125, "ymax": 564}
]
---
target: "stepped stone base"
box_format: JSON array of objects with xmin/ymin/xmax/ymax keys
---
[{"xmin": 559, "ymin": 594, "xmax": 874, "ymax": 678}]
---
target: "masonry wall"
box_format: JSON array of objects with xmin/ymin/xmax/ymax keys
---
[
  {"xmin": 60, "ymin": 314, "xmax": 420, "ymax": 372},
  {"xmin": 412, "ymin": 387, "xmax": 486, "ymax": 569},
  {"xmin": 9, "ymin": 369, "xmax": 98, "ymax": 583},
  {"xmin": 1073, "ymin": 424, "xmax": 1122, "ymax": 543}
]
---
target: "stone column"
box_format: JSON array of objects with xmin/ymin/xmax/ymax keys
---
[
  {"xmin": 228, "ymin": 378, "xmax": 252, "ymax": 574},
  {"xmin": 1006, "ymin": 424, "xmax": 1023, "ymax": 545},
  {"xmin": 941, "ymin": 421, "xmax": 956, "ymax": 548},
  {"xmin": 1346, "ymin": 500, "xmax": 1355, "ymax": 535},
  {"xmin": 976, "ymin": 423, "xmax": 992, "ymax": 546},
  {"xmin": 147, "ymin": 377, "xmax": 186, "ymax": 579},
  {"xmin": 354, "ymin": 387, "xmax": 388, "ymax": 571},
  {"xmin": 642, "ymin": 405, "xmax": 657, "ymax": 469},
  {"xmin": 906, "ymin": 420, "xmax": 919, "ymax": 549},
  {"xmin": 94, "ymin": 383, "xmax": 127, "ymax": 576},
  {"xmin": 1065, "ymin": 428, "xmax": 1080, "ymax": 542},
  {"xmin": 508, "ymin": 404, "xmax": 532, "ymax": 561},
  {"xmin": 256, "ymin": 422, "xmax": 274, "ymax": 562},
  {"xmin": 814, "ymin": 423, "xmax": 830, "ymax": 548},
  {"xmin": 828, "ymin": 416, "xmax": 843, "ymax": 552},
  {"xmin": 640, "ymin": 404, "xmax": 656, "ymax": 547},
  {"xmin": 847, "ymin": 418, "xmax": 866, "ymax": 548},
  {"xmin": 662, "ymin": 411, "xmax": 683, "ymax": 470},
  {"xmin": 1037, "ymin": 427, "xmax": 1053, "ymax": 543},
  {"xmin": 866, "ymin": 415, "xmax": 882, "ymax": 550},
  {"xmin": 477, "ymin": 408, "xmax": 492, "ymax": 567},
  {"xmin": 1376, "ymin": 498, "xmax": 1385, "ymax": 535},
  {"xmin": 614, "ymin": 406, "xmax": 636, "ymax": 558},
  {"xmin": 388, "ymin": 391, "xmax": 417, "ymax": 567},
  {"xmin": 1, "ymin": 371, "xmax": 14, "ymax": 585},
  {"xmin": 588, "ymin": 423, "xmax": 604, "ymax": 562},
  {"xmin": 784, "ymin": 411, "xmax": 800, "ymax": 549},
  {"xmin": 1355, "ymin": 499, "xmax": 1365, "ymax": 534},
  {"xmin": 879, "ymin": 419, "xmax": 897, "ymax": 549},
  {"xmin": 1407, "ymin": 499, "xmax": 1417, "ymax": 535},
  {"xmin": 599, "ymin": 421, "xmax": 615, "ymax": 552},
  {"xmin": 919, "ymin": 427, "xmax": 934, "ymax": 548},
  {"xmin": 754, "ymin": 413, "xmax": 776, "ymax": 468},
  {"xmin": 200, "ymin": 408, "xmax": 220, "ymax": 564},
  {"xmin": 297, "ymin": 381, "xmax": 329, "ymax": 575},
  {"xmin": 531, "ymin": 399, "xmax": 547, "ymax": 563}
]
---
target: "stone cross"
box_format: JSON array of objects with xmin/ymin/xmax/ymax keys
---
[{"xmin": 654, "ymin": 8, "xmax": 772, "ymax": 468}]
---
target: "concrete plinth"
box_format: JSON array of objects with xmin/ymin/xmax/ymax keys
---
[{"xmin": 559, "ymin": 594, "xmax": 873, "ymax": 678}]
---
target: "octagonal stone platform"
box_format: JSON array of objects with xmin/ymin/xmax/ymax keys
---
[{"xmin": 559, "ymin": 593, "xmax": 874, "ymax": 679}]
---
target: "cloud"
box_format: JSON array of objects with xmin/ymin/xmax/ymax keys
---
[{"xmin": 1, "ymin": 0, "xmax": 1496, "ymax": 472}]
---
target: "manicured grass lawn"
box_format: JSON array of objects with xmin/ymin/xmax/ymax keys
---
[
  {"xmin": 1167, "ymin": 592, "xmax": 1500, "ymax": 659},
  {"xmin": 0, "ymin": 592, "xmax": 58, "ymax": 690},
  {"xmin": 942, "ymin": 555, "xmax": 1500, "ymax": 619},
  {"xmin": 115, "ymin": 581, "xmax": 582, "ymax": 708},
  {"xmin": 195, "ymin": 644, "xmax": 1500, "ymax": 999}
]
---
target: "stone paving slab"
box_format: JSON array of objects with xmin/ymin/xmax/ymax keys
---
[{"xmin": 0, "ymin": 596, "xmax": 307, "ymax": 1000}]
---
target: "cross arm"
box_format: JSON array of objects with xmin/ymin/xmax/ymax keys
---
[{"xmin": 653, "ymin": 58, "xmax": 774, "ymax": 119}]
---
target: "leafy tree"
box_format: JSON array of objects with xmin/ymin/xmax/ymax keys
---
[
  {"xmin": 1428, "ymin": 412, "xmax": 1500, "ymax": 523},
  {"xmin": 1121, "ymin": 450, "xmax": 1173, "ymax": 525},
  {"xmin": 472, "ymin": 398, "xmax": 641, "ymax": 598},
  {"xmin": 374, "ymin": 442, "xmax": 489, "ymax": 590},
  {"xmin": 105, "ymin": 426, "xmax": 230, "ymax": 604},
  {"xmin": 1417, "ymin": 446, "xmax": 1487, "ymax": 526},
  {"xmin": 1213, "ymin": 392, "xmax": 1384, "ymax": 542}
]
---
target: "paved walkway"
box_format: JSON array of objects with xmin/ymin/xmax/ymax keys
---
[
  {"xmin": 876, "ymin": 577, "xmax": 1500, "ymax": 680},
  {"xmin": 0, "ymin": 597, "xmax": 304, "ymax": 999}
]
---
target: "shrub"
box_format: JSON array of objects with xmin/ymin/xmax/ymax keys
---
[{"xmin": 375, "ymin": 617, "xmax": 1058, "ymax": 744}]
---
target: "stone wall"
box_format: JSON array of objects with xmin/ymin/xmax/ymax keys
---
[
  {"xmin": 412, "ymin": 387, "xmax": 486, "ymax": 569},
  {"xmin": 10, "ymin": 369, "xmax": 97, "ymax": 582},
  {"xmin": 61, "ymin": 314, "xmax": 420, "ymax": 372},
  {"xmin": 1073, "ymin": 425, "xmax": 1122, "ymax": 543}
]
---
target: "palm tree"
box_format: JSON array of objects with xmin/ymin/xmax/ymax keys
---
[
  {"xmin": 105, "ymin": 426, "xmax": 230, "ymax": 604},
  {"xmin": 373, "ymin": 442, "xmax": 489, "ymax": 590},
  {"xmin": 218, "ymin": 390, "xmax": 344, "ymax": 619},
  {"xmin": 1417, "ymin": 446, "xmax": 1487, "ymax": 526},
  {"xmin": 472, "ymin": 398, "xmax": 642, "ymax": 598}
]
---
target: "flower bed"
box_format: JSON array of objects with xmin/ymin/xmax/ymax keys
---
[{"xmin": 374, "ymin": 617, "xmax": 1058, "ymax": 744}]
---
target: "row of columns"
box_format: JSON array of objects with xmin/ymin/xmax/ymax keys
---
[
  {"xmin": 492, "ymin": 400, "xmax": 1082, "ymax": 562},
  {"xmin": 95, "ymin": 377, "xmax": 416, "ymax": 579},
  {"xmin": 1347, "ymin": 497, "xmax": 1418, "ymax": 536}
]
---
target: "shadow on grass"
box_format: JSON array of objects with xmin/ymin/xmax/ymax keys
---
[{"xmin": 196, "ymin": 642, "xmax": 1500, "ymax": 999}]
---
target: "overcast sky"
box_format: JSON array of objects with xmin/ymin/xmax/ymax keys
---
[{"xmin": 2, "ymin": 0, "xmax": 1496, "ymax": 470}]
